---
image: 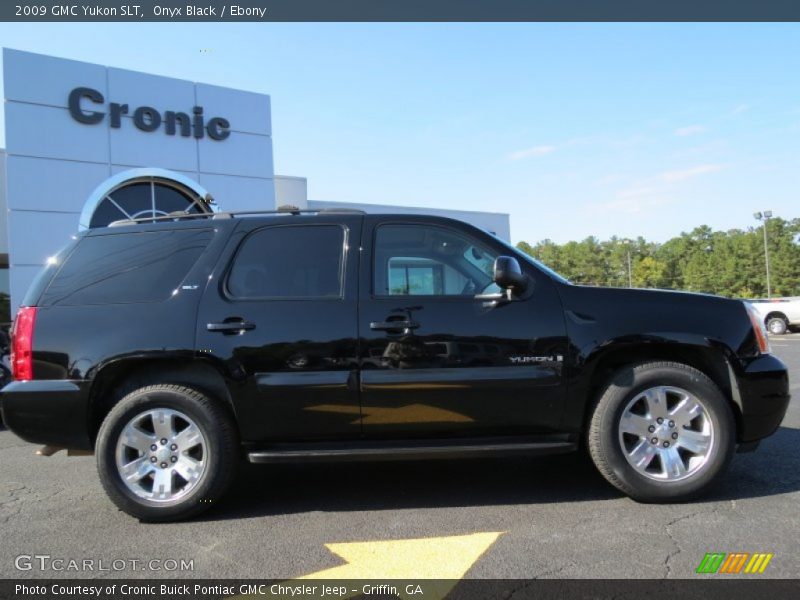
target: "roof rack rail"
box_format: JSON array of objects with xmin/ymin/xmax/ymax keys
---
[{"xmin": 106, "ymin": 208, "xmax": 366, "ymax": 227}]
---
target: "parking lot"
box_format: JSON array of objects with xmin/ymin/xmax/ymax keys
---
[{"xmin": 1, "ymin": 337, "xmax": 799, "ymax": 581}]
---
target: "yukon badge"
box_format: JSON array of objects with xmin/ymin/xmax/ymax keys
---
[{"xmin": 510, "ymin": 355, "xmax": 564, "ymax": 364}]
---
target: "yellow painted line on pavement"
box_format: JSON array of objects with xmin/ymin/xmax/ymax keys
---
[
  {"xmin": 299, "ymin": 531, "xmax": 503, "ymax": 579},
  {"xmin": 232, "ymin": 532, "xmax": 503, "ymax": 600}
]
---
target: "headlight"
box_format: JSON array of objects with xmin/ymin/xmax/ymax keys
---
[{"xmin": 745, "ymin": 302, "xmax": 771, "ymax": 354}]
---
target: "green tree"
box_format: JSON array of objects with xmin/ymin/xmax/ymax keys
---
[
  {"xmin": 632, "ymin": 256, "xmax": 666, "ymax": 288},
  {"xmin": 514, "ymin": 215, "xmax": 800, "ymax": 298}
]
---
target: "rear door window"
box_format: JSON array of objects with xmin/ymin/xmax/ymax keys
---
[
  {"xmin": 226, "ymin": 224, "xmax": 346, "ymax": 299},
  {"xmin": 41, "ymin": 228, "xmax": 213, "ymax": 306}
]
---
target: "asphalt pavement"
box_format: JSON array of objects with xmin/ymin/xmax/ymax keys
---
[{"xmin": 1, "ymin": 337, "xmax": 799, "ymax": 580}]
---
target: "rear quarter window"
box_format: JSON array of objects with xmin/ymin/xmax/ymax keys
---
[
  {"xmin": 40, "ymin": 228, "xmax": 214, "ymax": 306},
  {"xmin": 21, "ymin": 237, "xmax": 80, "ymax": 307}
]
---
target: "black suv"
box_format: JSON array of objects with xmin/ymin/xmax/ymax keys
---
[{"xmin": 0, "ymin": 210, "xmax": 791, "ymax": 521}]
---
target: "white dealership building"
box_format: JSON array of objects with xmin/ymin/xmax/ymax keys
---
[{"xmin": 0, "ymin": 49, "xmax": 510, "ymax": 321}]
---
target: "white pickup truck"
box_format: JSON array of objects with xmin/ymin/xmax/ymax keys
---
[{"xmin": 749, "ymin": 297, "xmax": 800, "ymax": 335}]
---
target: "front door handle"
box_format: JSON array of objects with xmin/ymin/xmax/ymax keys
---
[
  {"xmin": 207, "ymin": 319, "xmax": 256, "ymax": 334},
  {"xmin": 370, "ymin": 320, "xmax": 420, "ymax": 333}
]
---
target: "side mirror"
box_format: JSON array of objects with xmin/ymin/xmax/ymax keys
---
[{"xmin": 493, "ymin": 256, "xmax": 527, "ymax": 294}]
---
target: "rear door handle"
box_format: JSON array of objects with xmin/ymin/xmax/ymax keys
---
[
  {"xmin": 370, "ymin": 320, "xmax": 420, "ymax": 332},
  {"xmin": 207, "ymin": 320, "xmax": 256, "ymax": 334}
]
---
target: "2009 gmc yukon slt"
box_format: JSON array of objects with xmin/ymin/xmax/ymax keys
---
[{"xmin": 0, "ymin": 210, "xmax": 791, "ymax": 521}]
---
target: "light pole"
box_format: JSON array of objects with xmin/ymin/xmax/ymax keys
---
[
  {"xmin": 753, "ymin": 211, "xmax": 773, "ymax": 298},
  {"xmin": 622, "ymin": 239, "xmax": 632, "ymax": 287}
]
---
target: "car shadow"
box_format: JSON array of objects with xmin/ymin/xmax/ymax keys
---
[
  {"xmin": 198, "ymin": 451, "xmax": 616, "ymax": 522},
  {"xmin": 700, "ymin": 425, "xmax": 800, "ymax": 503},
  {"xmin": 196, "ymin": 426, "xmax": 800, "ymax": 522}
]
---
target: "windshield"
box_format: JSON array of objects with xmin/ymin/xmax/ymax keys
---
[{"xmin": 491, "ymin": 234, "xmax": 572, "ymax": 285}]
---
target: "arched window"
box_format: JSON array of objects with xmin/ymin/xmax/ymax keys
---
[{"xmin": 79, "ymin": 168, "xmax": 213, "ymax": 230}]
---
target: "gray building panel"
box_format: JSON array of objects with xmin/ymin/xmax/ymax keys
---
[
  {"xmin": 198, "ymin": 132, "xmax": 274, "ymax": 179},
  {"xmin": 196, "ymin": 83, "xmax": 272, "ymax": 136},
  {"xmin": 107, "ymin": 67, "xmax": 195, "ymax": 112},
  {"xmin": 199, "ymin": 172, "xmax": 276, "ymax": 211},
  {"xmin": 0, "ymin": 149, "xmax": 7, "ymax": 254},
  {"xmin": 5, "ymin": 102, "xmax": 111, "ymax": 163},
  {"xmin": 109, "ymin": 164, "xmax": 197, "ymax": 180},
  {"xmin": 108, "ymin": 121, "xmax": 201, "ymax": 172},
  {"xmin": 2, "ymin": 48, "xmax": 107, "ymax": 107},
  {"xmin": 6, "ymin": 155, "xmax": 111, "ymax": 213}
]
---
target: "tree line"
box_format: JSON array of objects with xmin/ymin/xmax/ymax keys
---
[{"xmin": 515, "ymin": 217, "xmax": 800, "ymax": 298}]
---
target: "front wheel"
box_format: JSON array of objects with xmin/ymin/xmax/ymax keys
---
[
  {"xmin": 587, "ymin": 361, "xmax": 735, "ymax": 502},
  {"xmin": 96, "ymin": 384, "xmax": 238, "ymax": 521}
]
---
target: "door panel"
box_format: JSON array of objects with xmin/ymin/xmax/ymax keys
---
[
  {"xmin": 359, "ymin": 217, "xmax": 568, "ymax": 438},
  {"xmin": 196, "ymin": 215, "xmax": 362, "ymax": 443}
]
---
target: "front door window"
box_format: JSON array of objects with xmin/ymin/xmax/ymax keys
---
[{"xmin": 375, "ymin": 224, "xmax": 499, "ymax": 297}]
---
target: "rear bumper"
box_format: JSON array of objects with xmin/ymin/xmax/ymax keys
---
[
  {"xmin": 0, "ymin": 380, "xmax": 92, "ymax": 450},
  {"xmin": 734, "ymin": 354, "xmax": 791, "ymax": 442}
]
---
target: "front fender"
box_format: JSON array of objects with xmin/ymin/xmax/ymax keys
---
[{"xmin": 560, "ymin": 332, "xmax": 742, "ymax": 434}]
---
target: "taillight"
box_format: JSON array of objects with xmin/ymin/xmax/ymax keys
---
[
  {"xmin": 745, "ymin": 302, "xmax": 771, "ymax": 355},
  {"xmin": 10, "ymin": 306, "xmax": 37, "ymax": 381}
]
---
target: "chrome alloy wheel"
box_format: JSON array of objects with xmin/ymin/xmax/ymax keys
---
[
  {"xmin": 115, "ymin": 408, "xmax": 207, "ymax": 503},
  {"xmin": 618, "ymin": 386, "xmax": 715, "ymax": 481}
]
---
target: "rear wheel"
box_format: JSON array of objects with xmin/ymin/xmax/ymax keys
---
[
  {"xmin": 96, "ymin": 384, "xmax": 238, "ymax": 521},
  {"xmin": 588, "ymin": 361, "xmax": 735, "ymax": 502},
  {"xmin": 766, "ymin": 317, "xmax": 788, "ymax": 336}
]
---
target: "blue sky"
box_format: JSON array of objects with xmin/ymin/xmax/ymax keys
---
[{"xmin": 1, "ymin": 23, "xmax": 798, "ymax": 244}]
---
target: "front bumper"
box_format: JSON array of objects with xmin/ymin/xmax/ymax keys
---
[
  {"xmin": 734, "ymin": 353, "xmax": 791, "ymax": 442},
  {"xmin": 0, "ymin": 380, "xmax": 92, "ymax": 450}
]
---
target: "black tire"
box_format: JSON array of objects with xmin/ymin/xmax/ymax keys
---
[
  {"xmin": 587, "ymin": 361, "xmax": 735, "ymax": 503},
  {"xmin": 96, "ymin": 384, "xmax": 238, "ymax": 521},
  {"xmin": 766, "ymin": 317, "xmax": 788, "ymax": 336}
]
